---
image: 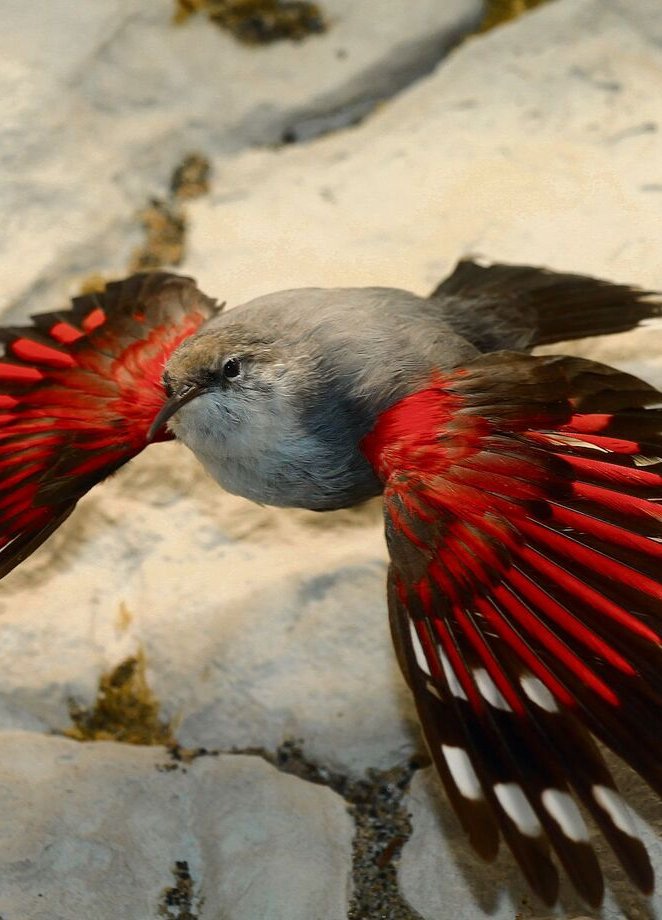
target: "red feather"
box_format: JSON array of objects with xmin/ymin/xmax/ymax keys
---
[
  {"xmin": 363, "ymin": 352, "xmax": 662, "ymax": 905},
  {"xmin": 0, "ymin": 273, "xmax": 217, "ymax": 577}
]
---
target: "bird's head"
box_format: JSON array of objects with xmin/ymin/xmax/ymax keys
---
[
  {"xmin": 145, "ymin": 284, "xmax": 467, "ymax": 509},
  {"xmin": 147, "ymin": 316, "xmax": 381, "ymax": 509},
  {"xmin": 148, "ymin": 325, "xmax": 297, "ymax": 446}
]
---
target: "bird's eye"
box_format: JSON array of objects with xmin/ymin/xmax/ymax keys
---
[{"xmin": 222, "ymin": 357, "xmax": 242, "ymax": 380}]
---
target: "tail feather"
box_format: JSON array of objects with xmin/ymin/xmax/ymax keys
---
[{"xmin": 430, "ymin": 259, "xmax": 662, "ymax": 352}]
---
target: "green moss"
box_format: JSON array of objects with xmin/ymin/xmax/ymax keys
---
[
  {"xmin": 174, "ymin": 0, "xmax": 326, "ymax": 45},
  {"xmin": 66, "ymin": 650, "xmax": 176, "ymax": 746}
]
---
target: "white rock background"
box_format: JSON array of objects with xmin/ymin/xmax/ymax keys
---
[{"xmin": 1, "ymin": 0, "xmax": 662, "ymax": 918}]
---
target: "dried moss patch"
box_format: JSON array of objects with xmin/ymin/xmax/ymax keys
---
[
  {"xmin": 158, "ymin": 860, "xmax": 203, "ymax": 920},
  {"xmin": 66, "ymin": 650, "xmax": 176, "ymax": 746},
  {"xmin": 170, "ymin": 153, "xmax": 212, "ymax": 200},
  {"xmin": 174, "ymin": 0, "xmax": 326, "ymax": 45},
  {"xmin": 129, "ymin": 199, "xmax": 186, "ymax": 272},
  {"xmin": 129, "ymin": 153, "xmax": 211, "ymax": 272},
  {"xmin": 479, "ymin": 0, "xmax": 553, "ymax": 32}
]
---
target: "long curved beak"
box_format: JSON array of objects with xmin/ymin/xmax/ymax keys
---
[{"xmin": 147, "ymin": 383, "xmax": 207, "ymax": 442}]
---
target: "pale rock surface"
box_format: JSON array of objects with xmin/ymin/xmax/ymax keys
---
[
  {"xmin": 183, "ymin": 0, "xmax": 662, "ymax": 393},
  {"xmin": 0, "ymin": 0, "xmax": 481, "ymax": 314},
  {"xmin": 0, "ymin": 0, "xmax": 662, "ymax": 918},
  {"xmin": 0, "ymin": 732, "xmax": 353, "ymax": 920}
]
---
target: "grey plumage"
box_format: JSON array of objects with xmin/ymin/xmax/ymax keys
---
[
  {"xmin": 164, "ymin": 266, "xmax": 660, "ymax": 511},
  {"xmin": 165, "ymin": 286, "xmax": 479, "ymax": 509}
]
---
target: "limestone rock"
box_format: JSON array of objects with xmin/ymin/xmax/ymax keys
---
[
  {"xmin": 0, "ymin": 731, "xmax": 353, "ymax": 920},
  {"xmin": 182, "ymin": 0, "xmax": 662, "ymax": 395},
  {"xmin": 0, "ymin": 0, "xmax": 481, "ymax": 314}
]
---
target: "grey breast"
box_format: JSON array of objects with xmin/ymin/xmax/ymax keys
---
[{"xmin": 205, "ymin": 287, "xmax": 480, "ymax": 510}]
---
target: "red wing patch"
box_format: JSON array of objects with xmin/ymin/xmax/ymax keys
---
[
  {"xmin": 364, "ymin": 353, "xmax": 662, "ymax": 905},
  {"xmin": 0, "ymin": 273, "xmax": 218, "ymax": 577}
]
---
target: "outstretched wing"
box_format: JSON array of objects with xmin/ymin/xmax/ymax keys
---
[
  {"xmin": 431, "ymin": 259, "xmax": 662, "ymax": 352},
  {"xmin": 0, "ymin": 272, "xmax": 218, "ymax": 577},
  {"xmin": 362, "ymin": 353, "xmax": 662, "ymax": 905}
]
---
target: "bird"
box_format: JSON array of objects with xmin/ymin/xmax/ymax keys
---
[{"xmin": 0, "ymin": 260, "xmax": 661, "ymax": 906}]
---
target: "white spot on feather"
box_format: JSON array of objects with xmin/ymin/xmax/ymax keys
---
[
  {"xmin": 544, "ymin": 434, "xmax": 609, "ymax": 453},
  {"xmin": 408, "ymin": 621, "xmax": 431, "ymax": 676},
  {"xmin": 639, "ymin": 318, "xmax": 662, "ymax": 330},
  {"xmin": 520, "ymin": 675, "xmax": 559, "ymax": 712},
  {"xmin": 593, "ymin": 785, "xmax": 639, "ymax": 838},
  {"xmin": 439, "ymin": 650, "xmax": 468, "ymax": 701},
  {"xmin": 441, "ymin": 745, "xmax": 482, "ymax": 800},
  {"xmin": 494, "ymin": 783, "xmax": 542, "ymax": 836},
  {"xmin": 473, "ymin": 668, "xmax": 512, "ymax": 711},
  {"xmin": 633, "ymin": 454, "xmax": 662, "ymax": 467},
  {"xmin": 541, "ymin": 789, "xmax": 589, "ymax": 842}
]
